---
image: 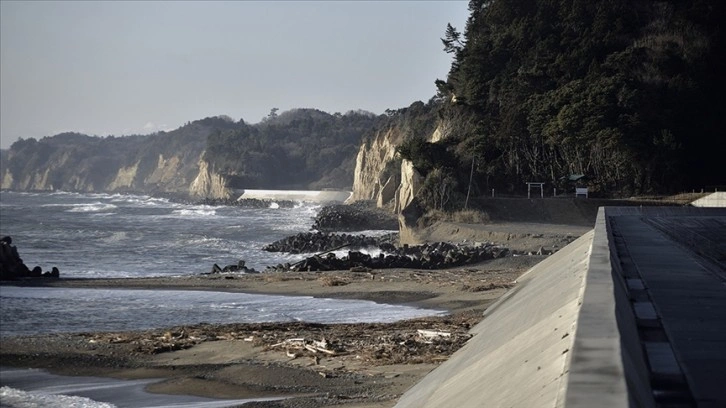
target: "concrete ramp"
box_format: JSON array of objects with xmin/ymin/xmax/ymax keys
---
[
  {"xmin": 691, "ymin": 191, "xmax": 726, "ymax": 207},
  {"xmin": 235, "ymin": 189, "xmax": 352, "ymax": 203},
  {"xmin": 395, "ymin": 230, "xmax": 595, "ymax": 408}
]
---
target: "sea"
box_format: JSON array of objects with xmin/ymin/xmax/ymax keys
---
[{"xmin": 0, "ymin": 190, "xmax": 438, "ymax": 408}]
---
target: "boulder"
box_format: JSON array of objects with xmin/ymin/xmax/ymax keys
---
[{"xmin": 0, "ymin": 236, "xmax": 58, "ymax": 280}]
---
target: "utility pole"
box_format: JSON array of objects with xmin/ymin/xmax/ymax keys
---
[{"xmin": 465, "ymin": 156, "xmax": 476, "ymax": 209}]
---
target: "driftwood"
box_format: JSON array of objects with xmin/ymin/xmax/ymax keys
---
[
  {"xmin": 270, "ymin": 337, "xmax": 338, "ymax": 356},
  {"xmin": 417, "ymin": 329, "xmax": 451, "ymax": 343}
]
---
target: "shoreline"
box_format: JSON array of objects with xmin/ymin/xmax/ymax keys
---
[
  {"xmin": 0, "ymin": 256, "xmax": 546, "ymax": 408},
  {"xmin": 1, "ymin": 220, "xmax": 589, "ymax": 407}
]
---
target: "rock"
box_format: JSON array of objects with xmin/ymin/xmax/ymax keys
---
[
  {"xmin": 312, "ymin": 202, "xmax": 398, "ymax": 232},
  {"xmin": 269, "ymin": 240, "xmax": 510, "ymax": 272},
  {"xmin": 263, "ymin": 231, "xmax": 396, "ymax": 254},
  {"xmin": 0, "ymin": 236, "xmax": 59, "ymax": 280}
]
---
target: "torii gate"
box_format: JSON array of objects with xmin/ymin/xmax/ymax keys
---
[{"xmin": 526, "ymin": 182, "xmax": 544, "ymax": 199}]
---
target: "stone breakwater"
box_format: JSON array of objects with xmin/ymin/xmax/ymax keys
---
[
  {"xmin": 262, "ymin": 231, "xmax": 398, "ymax": 254},
  {"xmin": 312, "ymin": 202, "xmax": 399, "ymax": 232},
  {"xmin": 269, "ymin": 241, "xmax": 509, "ymax": 272},
  {"xmin": 193, "ymin": 197, "xmax": 297, "ymax": 208}
]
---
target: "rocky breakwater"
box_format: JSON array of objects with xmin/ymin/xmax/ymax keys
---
[
  {"xmin": 268, "ymin": 237, "xmax": 509, "ymax": 272},
  {"xmin": 312, "ymin": 202, "xmax": 399, "ymax": 232},
  {"xmin": 193, "ymin": 197, "xmax": 296, "ymax": 209},
  {"xmin": 263, "ymin": 231, "xmax": 398, "ymax": 254},
  {"xmin": 0, "ymin": 236, "xmax": 59, "ymax": 280}
]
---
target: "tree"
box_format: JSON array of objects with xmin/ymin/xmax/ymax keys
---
[{"xmin": 441, "ymin": 23, "xmax": 464, "ymax": 54}]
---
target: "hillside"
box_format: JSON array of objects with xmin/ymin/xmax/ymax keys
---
[
  {"xmin": 375, "ymin": 0, "xmax": 725, "ymax": 210},
  {"xmin": 3, "ymin": 1, "xmax": 723, "ymax": 202},
  {"xmin": 0, "ymin": 110, "xmax": 382, "ymax": 196}
]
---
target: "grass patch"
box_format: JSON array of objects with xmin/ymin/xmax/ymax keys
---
[
  {"xmin": 318, "ymin": 275, "xmax": 349, "ymax": 287},
  {"xmin": 418, "ymin": 209, "xmax": 491, "ymax": 227}
]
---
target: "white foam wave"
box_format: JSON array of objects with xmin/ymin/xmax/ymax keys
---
[
  {"xmin": 100, "ymin": 231, "xmax": 128, "ymax": 243},
  {"xmin": 269, "ymin": 202, "xmax": 280, "ymax": 209},
  {"xmin": 0, "ymin": 386, "xmax": 116, "ymax": 408},
  {"xmin": 356, "ymin": 229, "xmax": 400, "ymax": 237},
  {"xmin": 0, "ymin": 287, "xmax": 446, "ymax": 337},
  {"xmin": 171, "ymin": 208, "xmax": 216, "ymax": 217},
  {"xmin": 111, "ymin": 195, "xmax": 171, "ymax": 207},
  {"xmin": 66, "ymin": 202, "xmax": 118, "ymax": 213}
]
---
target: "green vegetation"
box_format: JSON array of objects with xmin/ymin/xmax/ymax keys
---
[
  {"xmin": 203, "ymin": 109, "xmax": 381, "ymax": 189},
  {"xmin": 405, "ymin": 0, "xmax": 726, "ymax": 198},
  {"xmin": 1, "ymin": 110, "xmax": 382, "ymax": 193}
]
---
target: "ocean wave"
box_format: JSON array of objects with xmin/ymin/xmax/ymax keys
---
[
  {"xmin": 66, "ymin": 202, "xmax": 118, "ymax": 213},
  {"xmin": 110, "ymin": 194, "xmax": 170, "ymax": 207},
  {"xmin": 0, "ymin": 386, "xmax": 117, "ymax": 408},
  {"xmin": 170, "ymin": 208, "xmax": 216, "ymax": 217}
]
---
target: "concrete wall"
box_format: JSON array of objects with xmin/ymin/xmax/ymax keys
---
[
  {"xmin": 234, "ymin": 189, "xmax": 352, "ymax": 203},
  {"xmin": 395, "ymin": 231, "xmax": 595, "ymax": 408},
  {"xmin": 691, "ymin": 191, "xmax": 726, "ymax": 207},
  {"xmin": 396, "ymin": 206, "xmax": 726, "ymax": 407}
]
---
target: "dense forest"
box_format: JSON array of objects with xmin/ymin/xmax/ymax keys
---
[
  {"xmin": 204, "ymin": 109, "xmax": 381, "ymax": 189},
  {"xmin": 397, "ymin": 0, "xmax": 725, "ymax": 203}
]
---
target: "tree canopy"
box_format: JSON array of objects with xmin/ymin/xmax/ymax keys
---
[{"xmin": 422, "ymin": 0, "xmax": 726, "ymax": 197}]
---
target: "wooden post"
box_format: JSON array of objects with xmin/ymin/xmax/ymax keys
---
[{"xmin": 464, "ymin": 156, "xmax": 475, "ymax": 210}]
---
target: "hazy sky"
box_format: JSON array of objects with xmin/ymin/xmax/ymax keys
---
[{"xmin": 0, "ymin": 1, "xmax": 469, "ymax": 149}]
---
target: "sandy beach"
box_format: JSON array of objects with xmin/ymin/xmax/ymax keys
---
[{"xmin": 1, "ymin": 222, "xmax": 589, "ymax": 407}]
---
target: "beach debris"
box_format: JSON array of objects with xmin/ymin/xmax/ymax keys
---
[
  {"xmin": 207, "ymin": 260, "xmax": 257, "ymax": 275},
  {"xmin": 417, "ymin": 329, "xmax": 451, "ymax": 343},
  {"xmin": 78, "ymin": 312, "xmax": 480, "ymax": 366},
  {"xmin": 269, "ymin": 337, "xmax": 340, "ymax": 357}
]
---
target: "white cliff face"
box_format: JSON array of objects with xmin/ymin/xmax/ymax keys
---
[
  {"xmin": 108, "ymin": 162, "xmax": 140, "ymax": 191},
  {"xmin": 351, "ymin": 122, "xmax": 447, "ymax": 212},
  {"xmin": 0, "ymin": 170, "xmax": 13, "ymax": 189},
  {"xmin": 146, "ymin": 154, "xmax": 183, "ymax": 186},
  {"xmin": 189, "ymin": 158, "xmax": 231, "ymax": 199},
  {"xmin": 351, "ymin": 128, "xmax": 403, "ymax": 204},
  {"xmin": 396, "ymin": 159, "xmax": 423, "ymax": 213},
  {"xmin": 349, "ymin": 122, "xmax": 450, "ymax": 244}
]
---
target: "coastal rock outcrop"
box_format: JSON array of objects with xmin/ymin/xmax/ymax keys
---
[
  {"xmin": 350, "ymin": 128, "xmax": 404, "ymax": 204},
  {"xmin": 0, "ymin": 236, "xmax": 59, "ymax": 280},
  {"xmin": 350, "ymin": 117, "xmax": 448, "ymax": 212},
  {"xmin": 189, "ymin": 159, "xmax": 231, "ymax": 199}
]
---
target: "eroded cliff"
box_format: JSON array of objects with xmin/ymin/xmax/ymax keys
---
[{"xmin": 350, "ymin": 115, "xmax": 453, "ymax": 244}]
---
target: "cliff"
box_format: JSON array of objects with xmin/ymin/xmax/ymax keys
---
[
  {"xmin": 349, "ymin": 102, "xmax": 454, "ymax": 244},
  {"xmin": 0, "ymin": 110, "xmax": 382, "ymax": 199},
  {"xmin": 0, "ymin": 123, "xmax": 216, "ymax": 197}
]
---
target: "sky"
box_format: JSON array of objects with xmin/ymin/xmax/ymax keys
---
[{"xmin": 0, "ymin": 1, "xmax": 469, "ymax": 149}]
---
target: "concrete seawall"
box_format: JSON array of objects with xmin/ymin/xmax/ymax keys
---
[
  {"xmin": 234, "ymin": 189, "xmax": 352, "ymax": 203},
  {"xmin": 395, "ymin": 230, "xmax": 597, "ymax": 407},
  {"xmin": 396, "ymin": 206, "xmax": 725, "ymax": 407}
]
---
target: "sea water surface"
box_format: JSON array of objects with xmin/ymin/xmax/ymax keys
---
[
  {"xmin": 0, "ymin": 191, "xmax": 429, "ymax": 408},
  {"xmin": 0, "ymin": 190, "xmax": 327, "ymax": 278}
]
